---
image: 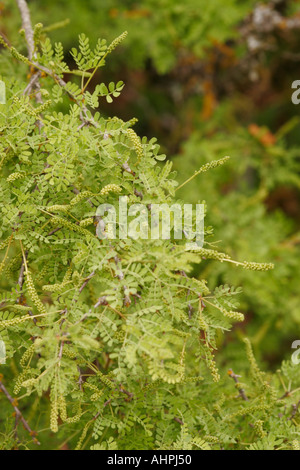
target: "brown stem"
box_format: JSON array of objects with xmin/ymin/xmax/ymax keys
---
[
  {"xmin": 46, "ymin": 227, "xmax": 62, "ymax": 237},
  {"xmin": 288, "ymin": 400, "xmax": 300, "ymax": 421},
  {"xmin": 16, "ymin": 0, "xmax": 43, "ymax": 105},
  {"xmin": 174, "ymin": 417, "xmax": 184, "ymax": 425},
  {"xmin": 79, "ymin": 271, "xmax": 95, "ymax": 294},
  {"xmin": 23, "ymin": 71, "xmax": 41, "ymax": 96}
]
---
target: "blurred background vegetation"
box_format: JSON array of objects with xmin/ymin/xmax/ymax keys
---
[{"xmin": 1, "ymin": 0, "xmax": 300, "ymax": 370}]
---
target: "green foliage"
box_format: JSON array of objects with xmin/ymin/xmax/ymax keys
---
[
  {"xmin": 4, "ymin": 0, "xmax": 256, "ymax": 73},
  {"xmin": 0, "ymin": 2, "xmax": 299, "ymax": 451}
]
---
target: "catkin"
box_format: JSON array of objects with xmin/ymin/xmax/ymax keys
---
[
  {"xmin": 0, "ymin": 237, "xmax": 11, "ymax": 250},
  {"xmin": 80, "ymin": 217, "xmax": 94, "ymax": 227},
  {"xmin": 10, "ymin": 47, "xmax": 30, "ymax": 64},
  {"xmin": 221, "ymin": 308, "xmax": 244, "ymax": 322},
  {"xmin": 292, "ymin": 440, "xmax": 300, "ymax": 451},
  {"xmin": 20, "ymin": 343, "xmax": 36, "ymax": 368},
  {"xmin": 22, "ymin": 377, "xmax": 38, "ymax": 388},
  {"xmin": 7, "ymin": 172, "xmax": 24, "ymax": 182},
  {"xmin": 0, "ymin": 315, "xmax": 31, "ymax": 327},
  {"xmin": 0, "ymin": 260, "xmax": 6, "ymax": 276},
  {"xmin": 14, "ymin": 370, "xmax": 31, "ymax": 394},
  {"xmin": 254, "ymin": 420, "xmax": 266, "ymax": 439},
  {"xmin": 50, "ymin": 216, "xmax": 93, "ymax": 238},
  {"xmin": 70, "ymin": 190, "xmax": 94, "ymax": 206},
  {"xmin": 50, "ymin": 400, "xmax": 59, "ymax": 433},
  {"xmin": 107, "ymin": 31, "xmax": 128, "ymax": 53},
  {"xmin": 85, "ymin": 383, "xmax": 104, "ymax": 402},
  {"xmin": 243, "ymin": 261, "xmax": 274, "ymax": 271},
  {"xmin": 75, "ymin": 422, "xmax": 90, "ymax": 450},
  {"xmin": 100, "ymin": 183, "xmax": 122, "ymax": 196},
  {"xmin": 47, "ymin": 204, "xmax": 70, "ymax": 213},
  {"xmin": 96, "ymin": 370, "xmax": 115, "ymax": 389},
  {"xmin": 191, "ymin": 248, "xmax": 231, "ymax": 262},
  {"xmin": 202, "ymin": 342, "xmax": 220, "ymax": 382}
]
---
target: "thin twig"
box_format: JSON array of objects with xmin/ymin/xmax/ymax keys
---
[
  {"xmin": 0, "ymin": 377, "xmax": 40, "ymax": 445},
  {"xmin": 79, "ymin": 271, "xmax": 95, "ymax": 294},
  {"xmin": 23, "ymin": 71, "xmax": 41, "ymax": 96},
  {"xmin": 174, "ymin": 417, "xmax": 184, "ymax": 425},
  {"xmin": 16, "ymin": 0, "xmax": 34, "ymax": 59},
  {"xmin": 16, "ymin": 0, "xmax": 43, "ymax": 105},
  {"xmin": 228, "ymin": 369, "xmax": 249, "ymax": 401},
  {"xmin": 93, "ymin": 296, "xmax": 108, "ymax": 309},
  {"xmin": 46, "ymin": 227, "xmax": 62, "ymax": 237},
  {"xmin": 17, "ymin": 250, "xmax": 27, "ymax": 292}
]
